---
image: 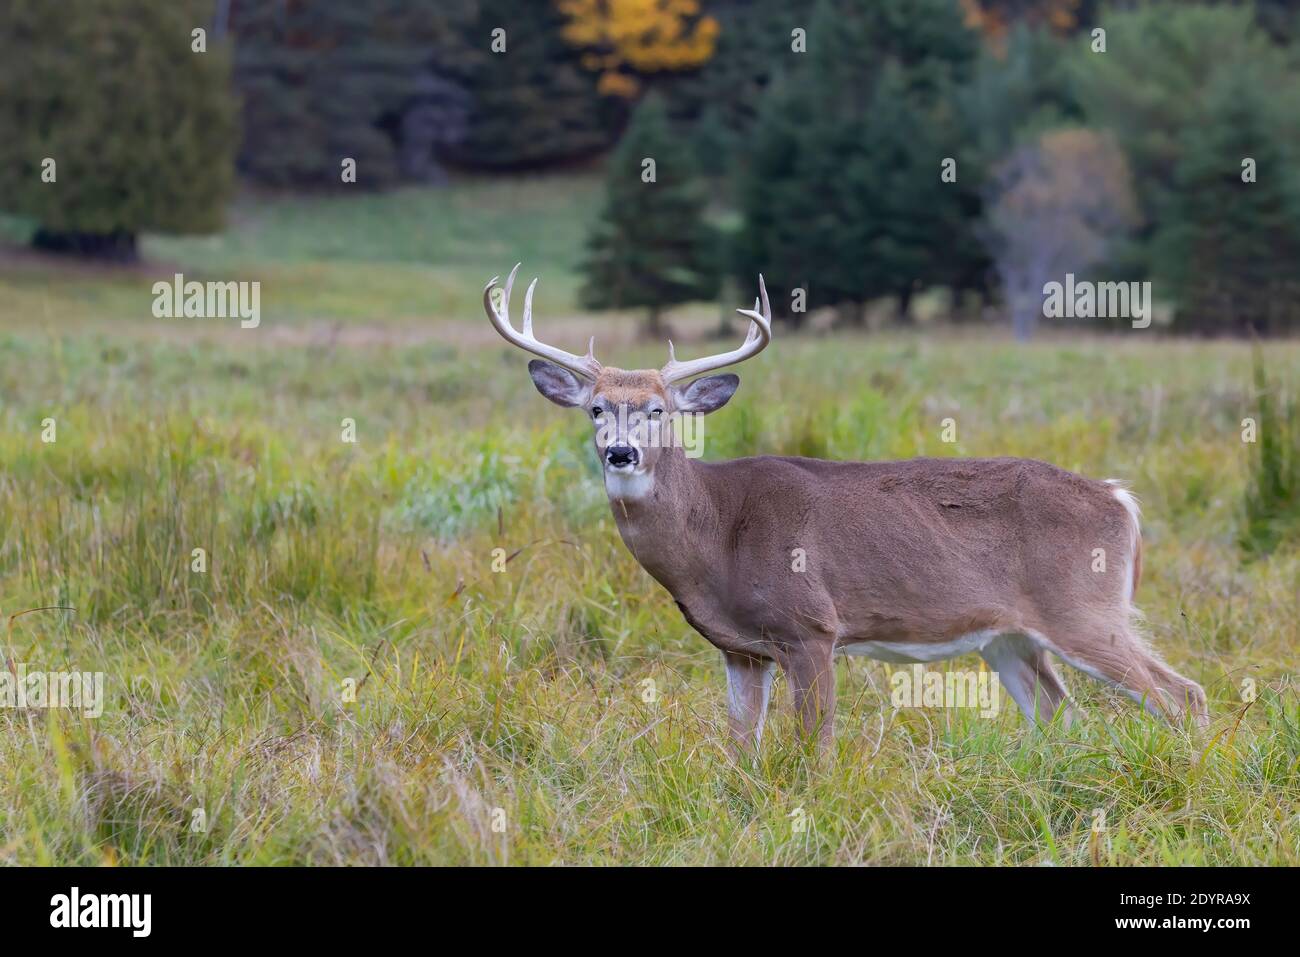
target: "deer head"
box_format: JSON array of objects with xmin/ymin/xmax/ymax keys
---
[{"xmin": 483, "ymin": 264, "xmax": 772, "ymax": 500}]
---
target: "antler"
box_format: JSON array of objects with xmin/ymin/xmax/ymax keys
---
[
  {"xmin": 483, "ymin": 264, "xmax": 602, "ymax": 381},
  {"xmin": 660, "ymin": 275, "xmax": 772, "ymax": 385}
]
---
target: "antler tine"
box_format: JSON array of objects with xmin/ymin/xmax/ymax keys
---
[
  {"xmin": 482, "ymin": 264, "xmax": 601, "ymax": 381},
  {"xmin": 661, "ymin": 274, "xmax": 772, "ymax": 385},
  {"xmin": 522, "ymin": 276, "xmax": 537, "ymax": 338},
  {"xmin": 735, "ymin": 273, "xmax": 770, "ymax": 328},
  {"xmin": 503, "ymin": 262, "xmax": 519, "ymax": 319}
]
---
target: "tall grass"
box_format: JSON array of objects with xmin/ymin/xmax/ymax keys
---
[
  {"xmin": 1, "ymin": 325, "xmax": 1297, "ymax": 865},
  {"xmin": 1241, "ymin": 351, "xmax": 1300, "ymax": 557}
]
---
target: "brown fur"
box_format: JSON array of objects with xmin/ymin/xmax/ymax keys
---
[
  {"xmin": 522, "ymin": 352, "xmax": 1208, "ymax": 748},
  {"xmin": 605, "ymin": 443, "xmax": 1207, "ymax": 744},
  {"xmin": 592, "ymin": 367, "xmax": 668, "ymax": 403}
]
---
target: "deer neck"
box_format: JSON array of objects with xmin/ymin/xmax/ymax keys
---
[{"xmin": 604, "ymin": 448, "xmax": 721, "ymax": 591}]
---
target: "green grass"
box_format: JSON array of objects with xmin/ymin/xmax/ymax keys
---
[
  {"xmin": 0, "ymin": 172, "xmax": 601, "ymax": 328},
  {"xmin": 1, "ymin": 176, "xmax": 1298, "ymax": 865},
  {"xmin": 1241, "ymin": 351, "xmax": 1300, "ymax": 557}
]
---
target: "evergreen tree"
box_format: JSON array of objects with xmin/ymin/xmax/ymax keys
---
[
  {"xmin": 963, "ymin": 23, "xmax": 1080, "ymax": 165},
  {"xmin": 230, "ymin": 0, "xmax": 477, "ymax": 187},
  {"xmin": 449, "ymin": 0, "xmax": 617, "ymax": 170},
  {"xmin": 1070, "ymin": 3, "xmax": 1296, "ymax": 239},
  {"xmin": 667, "ymin": 0, "xmax": 818, "ymax": 176},
  {"xmin": 0, "ymin": 0, "xmax": 236, "ymax": 260},
  {"xmin": 1156, "ymin": 68, "xmax": 1300, "ymax": 334},
  {"xmin": 849, "ymin": 65, "xmax": 974, "ymax": 321},
  {"xmin": 956, "ymin": 24, "xmax": 1081, "ymax": 312},
  {"xmin": 579, "ymin": 95, "xmax": 719, "ymax": 336},
  {"xmin": 734, "ymin": 0, "xmax": 982, "ymax": 324},
  {"xmin": 731, "ymin": 72, "xmax": 826, "ymax": 327}
]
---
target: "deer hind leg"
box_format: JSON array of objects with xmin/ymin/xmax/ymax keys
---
[
  {"xmin": 1041, "ymin": 625, "xmax": 1208, "ymax": 728},
  {"xmin": 723, "ymin": 651, "xmax": 776, "ymax": 751},
  {"xmin": 979, "ymin": 633, "xmax": 1075, "ymax": 725}
]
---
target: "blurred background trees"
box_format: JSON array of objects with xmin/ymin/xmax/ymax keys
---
[
  {"xmin": 579, "ymin": 95, "xmax": 719, "ymax": 336},
  {"xmin": 734, "ymin": 0, "xmax": 984, "ymax": 326},
  {"xmin": 229, "ymin": 0, "xmax": 480, "ymax": 186},
  {"xmin": 448, "ymin": 0, "xmax": 617, "ymax": 170},
  {"xmin": 0, "ymin": 0, "xmax": 236, "ymax": 261},
  {"xmin": 556, "ymin": 0, "xmax": 720, "ymax": 98},
  {"xmin": 3, "ymin": 0, "xmax": 1300, "ymax": 334},
  {"xmin": 984, "ymin": 128, "xmax": 1138, "ymax": 340},
  {"xmin": 1154, "ymin": 69, "xmax": 1300, "ymax": 334}
]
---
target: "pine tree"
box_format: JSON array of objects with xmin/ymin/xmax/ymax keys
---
[
  {"xmin": 1156, "ymin": 67, "xmax": 1300, "ymax": 334},
  {"xmin": 846, "ymin": 0, "xmax": 983, "ymax": 321},
  {"xmin": 734, "ymin": 0, "xmax": 982, "ymax": 324},
  {"xmin": 963, "ymin": 23, "xmax": 1080, "ymax": 165},
  {"xmin": 579, "ymin": 95, "xmax": 719, "ymax": 336},
  {"xmin": 0, "ymin": 0, "xmax": 236, "ymax": 260},
  {"xmin": 450, "ymin": 0, "xmax": 617, "ymax": 170},
  {"xmin": 668, "ymin": 0, "xmax": 819, "ymax": 170},
  {"xmin": 733, "ymin": 0, "xmax": 879, "ymax": 326},
  {"xmin": 731, "ymin": 72, "xmax": 827, "ymax": 328},
  {"xmin": 1070, "ymin": 3, "xmax": 1295, "ymax": 240}
]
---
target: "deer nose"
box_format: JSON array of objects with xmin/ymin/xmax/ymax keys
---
[{"xmin": 606, "ymin": 445, "xmax": 639, "ymax": 468}]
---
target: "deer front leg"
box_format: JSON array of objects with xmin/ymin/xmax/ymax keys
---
[
  {"xmin": 723, "ymin": 651, "xmax": 776, "ymax": 752},
  {"xmin": 782, "ymin": 640, "xmax": 837, "ymax": 751}
]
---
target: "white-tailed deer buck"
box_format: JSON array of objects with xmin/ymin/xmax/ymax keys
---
[{"xmin": 484, "ymin": 265, "xmax": 1209, "ymax": 750}]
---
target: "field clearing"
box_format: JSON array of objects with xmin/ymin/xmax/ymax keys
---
[
  {"xmin": 1, "ymin": 178, "xmax": 1298, "ymax": 866},
  {"xmin": 0, "ymin": 173, "xmax": 602, "ymax": 331}
]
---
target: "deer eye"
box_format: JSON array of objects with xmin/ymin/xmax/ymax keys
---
[
  {"xmin": 648, "ymin": 408, "xmax": 663, "ymax": 418},
  {"xmin": 591, "ymin": 406, "xmax": 604, "ymax": 419}
]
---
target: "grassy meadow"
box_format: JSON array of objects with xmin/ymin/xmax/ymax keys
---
[{"xmin": 1, "ymin": 173, "xmax": 1298, "ymax": 866}]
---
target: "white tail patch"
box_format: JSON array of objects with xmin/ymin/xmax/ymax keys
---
[{"xmin": 1104, "ymin": 479, "xmax": 1141, "ymax": 605}]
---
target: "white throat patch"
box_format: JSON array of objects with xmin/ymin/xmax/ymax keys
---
[{"xmin": 604, "ymin": 468, "xmax": 654, "ymax": 501}]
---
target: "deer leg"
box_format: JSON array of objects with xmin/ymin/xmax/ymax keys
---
[
  {"xmin": 781, "ymin": 641, "xmax": 837, "ymax": 750},
  {"xmin": 1029, "ymin": 649, "xmax": 1076, "ymax": 726},
  {"xmin": 1046, "ymin": 627, "xmax": 1208, "ymax": 727},
  {"xmin": 723, "ymin": 651, "xmax": 776, "ymax": 751},
  {"xmin": 980, "ymin": 633, "xmax": 1075, "ymax": 726}
]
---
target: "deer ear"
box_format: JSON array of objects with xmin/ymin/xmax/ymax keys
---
[
  {"xmin": 671, "ymin": 374, "xmax": 739, "ymax": 415},
  {"xmin": 528, "ymin": 359, "xmax": 590, "ymax": 407}
]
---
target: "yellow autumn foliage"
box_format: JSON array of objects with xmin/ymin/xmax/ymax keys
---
[
  {"xmin": 960, "ymin": 0, "xmax": 1080, "ymax": 40},
  {"xmin": 557, "ymin": 0, "xmax": 720, "ymax": 97}
]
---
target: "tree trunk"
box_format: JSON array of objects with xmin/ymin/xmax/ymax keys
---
[
  {"xmin": 1011, "ymin": 294, "xmax": 1037, "ymax": 341},
  {"xmin": 642, "ymin": 304, "xmax": 670, "ymax": 340},
  {"xmin": 896, "ymin": 286, "xmax": 915, "ymax": 324},
  {"xmin": 833, "ymin": 300, "xmax": 866, "ymax": 329},
  {"xmin": 714, "ymin": 299, "xmax": 736, "ymax": 339},
  {"xmin": 33, "ymin": 229, "xmax": 138, "ymax": 262}
]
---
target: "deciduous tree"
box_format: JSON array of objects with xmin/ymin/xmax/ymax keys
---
[
  {"xmin": 983, "ymin": 129, "xmax": 1138, "ymax": 340},
  {"xmin": 557, "ymin": 0, "xmax": 720, "ymax": 98}
]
